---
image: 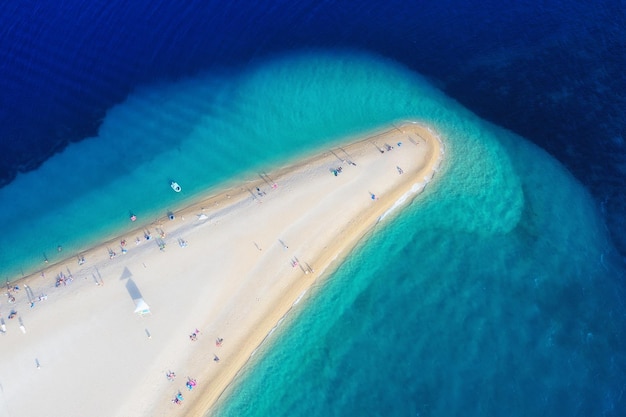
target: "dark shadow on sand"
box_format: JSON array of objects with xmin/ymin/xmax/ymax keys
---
[
  {"xmin": 125, "ymin": 278, "xmax": 143, "ymax": 302},
  {"xmin": 119, "ymin": 266, "xmax": 133, "ymax": 281}
]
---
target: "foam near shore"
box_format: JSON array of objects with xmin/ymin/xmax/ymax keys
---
[{"xmin": 0, "ymin": 122, "xmax": 444, "ymax": 417}]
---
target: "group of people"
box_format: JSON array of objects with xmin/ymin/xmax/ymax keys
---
[
  {"xmin": 169, "ymin": 332, "xmax": 224, "ymax": 405},
  {"xmin": 185, "ymin": 378, "xmax": 197, "ymax": 390},
  {"xmin": 55, "ymin": 272, "xmax": 73, "ymax": 287},
  {"xmin": 5, "ymin": 281, "xmax": 48, "ymax": 320},
  {"xmin": 171, "ymin": 391, "xmax": 184, "ymax": 406},
  {"xmin": 331, "ymin": 166, "xmax": 343, "ymax": 176},
  {"xmin": 168, "ymin": 373, "xmax": 198, "ymax": 405},
  {"xmin": 189, "ymin": 328, "xmax": 200, "ymax": 341}
]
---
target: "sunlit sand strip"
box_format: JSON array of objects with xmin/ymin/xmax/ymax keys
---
[{"xmin": 0, "ymin": 121, "xmax": 444, "ymax": 417}]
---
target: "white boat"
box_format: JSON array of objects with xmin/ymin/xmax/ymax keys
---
[{"xmin": 170, "ymin": 181, "xmax": 181, "ymax": 192}]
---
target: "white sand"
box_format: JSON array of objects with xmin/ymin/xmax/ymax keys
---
[{"xmin": 0, "ymin": 122, "xmax": 444, "ymax": 417}]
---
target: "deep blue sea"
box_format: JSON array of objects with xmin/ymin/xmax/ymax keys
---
[{"xmin": 1, "ymin": 1, "xmax": 625, "ymax": 416}]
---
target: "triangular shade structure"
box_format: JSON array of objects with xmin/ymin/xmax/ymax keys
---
[{"xmin": 134, "ymin": 298, "xmax": 151, "ymax": 315}]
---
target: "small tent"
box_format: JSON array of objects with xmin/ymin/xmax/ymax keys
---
[{"xmin": 134, "ymin": 298, "xmax": 151, "ymax": 315}]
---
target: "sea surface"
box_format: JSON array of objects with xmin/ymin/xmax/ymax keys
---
[{"xmin": 0, "ymin": 1, "xmax": 625, "ymax": 416}]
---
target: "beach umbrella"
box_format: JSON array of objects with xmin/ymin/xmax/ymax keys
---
[{"xmin": 133, "ymin": 298, "xmax": 151, "ymax": 315}]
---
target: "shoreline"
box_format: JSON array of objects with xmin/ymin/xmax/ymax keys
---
[
  {"xmin": 0, "ymin": 121, "xmax": 444, "ymax": 417},
  {"xmin": 181, "ymin": 121, "xmax": 445, "ymax": 417},
  {"xmin": 7, "ymin": 121, "xmax": 440, "ymax": 288}
]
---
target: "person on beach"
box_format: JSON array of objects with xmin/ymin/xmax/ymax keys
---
[
  {"xmin": 186, "ymin": 378, "xmax": 197, "ymax": 390},
  {"xmin": 172, "ymin": 392, "xmax": 184, "ymax": 404},
  {"xmin": 216, "ymin": 337, "xmax": 223, "ymax": 347}
]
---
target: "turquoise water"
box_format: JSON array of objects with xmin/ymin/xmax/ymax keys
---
[{"xmin": 1, "ymin": 51, "xmax": 624, "ymax": 416}]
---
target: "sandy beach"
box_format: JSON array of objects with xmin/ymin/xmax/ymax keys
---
[{"xmin": 0, "ymin": 121, "xmax": 444, "ymax": 417}]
